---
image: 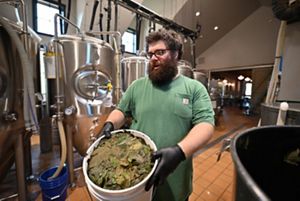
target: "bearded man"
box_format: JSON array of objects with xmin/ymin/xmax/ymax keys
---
[{"xmin": 98, "ymin": 28, "xmax": 215, "ymax": 201}]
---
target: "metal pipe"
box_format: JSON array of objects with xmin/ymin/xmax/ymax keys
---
[
  {"xmin": 54, "ymin": 13, "xmax": 82, "ymax": 38},
  {"xmin": 54, "ymin": 13, "xmax": 82, "ymax": 117},
  {"xmin": 0, "ymin": 0, "xmax": 29, "ymax": 62},
  {"xmin": 15, "ymin": 131, "xmax": 27, "ymax": 201},
  {"xmin": 114, "ymin": 0, "xmax": 197, "ymax": 39}
]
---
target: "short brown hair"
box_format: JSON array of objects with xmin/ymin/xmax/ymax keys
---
[{"xmin": 146, "ymin": 28, "xmax": 183, "ymax": 60}]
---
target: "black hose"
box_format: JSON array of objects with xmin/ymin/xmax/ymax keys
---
[
  {"xmin": 136, "ymin": 14, "xmax": 142, "ymax": 52},
  {"xmin": 58, "ymin": 0, "xmax": 64, "ymax": 34},
  {"xmin": 106, "ymin": 0, "xmax": 112, "ymax": 42},
  {"xmin": 90, "ymin": 0, "xmax": 99, "ymax": 31},
  {"xmin": 272, "ymin": 0, "xmax": 300, "ymax": 23},
  {"xmin": 64, "ymin": 0, "xmax": 71, "ymax": 33},
  {"xmin": 99, "ymin": 0, "xmax": 104, "ymax": 40}
]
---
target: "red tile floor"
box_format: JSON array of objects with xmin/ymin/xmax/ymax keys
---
[{"xmin": 0, "ymin": 106, "xmax": 259, "ymax": 201}]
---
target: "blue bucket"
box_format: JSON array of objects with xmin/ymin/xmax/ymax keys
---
[{"xmin": 39, "ymin": 166, "xmax": 68, "ymax": 201}]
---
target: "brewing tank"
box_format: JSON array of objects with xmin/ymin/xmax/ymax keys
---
[
  {"xmin": 121, "ymin": 56, "xmax": 149, "ymax": 92},
  {"xmin": 177, "ymin": 60, "xmax": 193, "ymax": 78},
  {"xmin": 52, "ymin": 35, "xmax": 117, "ymax": 155},
  {"xmin": 0, "ymin": 17, "xmax": 39, "ymax": 187},
  {"xmin": 193, "ymin": 70, "xmax": 208, "ymax": 89},
  {"xmin": 0, "ymin": 24, "xmax": 25, "ymax": 181}
]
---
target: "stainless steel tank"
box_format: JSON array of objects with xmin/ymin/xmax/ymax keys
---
[
  {"xmin": 121, "ymin": 56, "xmax": 149, "ymax": 92},
  {"xmin": 52, "ymin": 34, "xmax": 117, "ymax": 156},
  {"xmin": 177, "ymin": 60, "xmax": 193, "ymax": 78},
  {"xmin": 0, "ymin": 22, "xmax": 25, "ymax": 181},
  {"xmin": 0, "ymin": 12, "xmax": 39, "ymax": 201},
  {"xmin": 193, "ymin": 70, "xmax": 208, "ymax": 89}
]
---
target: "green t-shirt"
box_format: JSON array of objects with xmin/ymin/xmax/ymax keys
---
[{"xmin": 117, "ymin": 75, "xmax": 214, "ymax": 201}]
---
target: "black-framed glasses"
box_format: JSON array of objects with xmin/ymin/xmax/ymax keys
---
[{"xmin": 146, "ymin": 49, "xmax": 170, "ymax": 59}]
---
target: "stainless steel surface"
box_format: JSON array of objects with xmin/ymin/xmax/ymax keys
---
[
  {"xmin": 0, "ymin": 8, "xmax": 38, "ymax": 199},
  {"xmin": 52, "ymin": 34, "xmax": 116, "ymax": 156},
  {"xmin": 0, "ymin": 20, "xmax": 25, "ymax": 177},
  {"xmin": 121, "ymin": 56, "xmax": 149, "ymax": 92},
  {"xmin": 177, "ymin": 60, "xmax": 193, "ymax": 78},
  {"xmin": 193, "ymin": 70, "xmax": 208, "ymax": 88}
]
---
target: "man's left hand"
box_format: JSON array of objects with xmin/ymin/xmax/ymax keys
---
[{"xmin": 145, "ymin": 145, "xmax": 186, "ymax": 191}]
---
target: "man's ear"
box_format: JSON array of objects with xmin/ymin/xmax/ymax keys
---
[{"xmin": 174, "ymin": 52, "xmax": 179, "ymax": 59}]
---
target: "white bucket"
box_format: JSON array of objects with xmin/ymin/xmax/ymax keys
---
[{"xmin": 82, "ymin": 129, "xmax": 158, "ymax": 201}]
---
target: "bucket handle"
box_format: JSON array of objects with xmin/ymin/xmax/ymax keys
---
[{"xmin": 43, "ymin": 184, "xmax": 68, "ymax": 200}]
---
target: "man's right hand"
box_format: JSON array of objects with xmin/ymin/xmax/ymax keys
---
[{"xmin": 99, "ymin": 121, "xmax": 114, "ymax": 138}]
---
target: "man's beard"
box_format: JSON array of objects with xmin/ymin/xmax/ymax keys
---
[{"xmin": 148, "ymin": 58, "xmax": 178, "ymax": 86}]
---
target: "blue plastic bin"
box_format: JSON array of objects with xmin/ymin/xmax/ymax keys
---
[{"xmin": 39, "ymin": 166, "xmax": 68, "ymax": 201}]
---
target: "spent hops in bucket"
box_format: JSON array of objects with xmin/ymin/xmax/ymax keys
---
[{"xmin": 88, "ymin": 132, "xmax": 154, "ymax": 190}]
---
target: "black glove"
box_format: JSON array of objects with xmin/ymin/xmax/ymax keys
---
[
  {"xmin": 145, "ymin": 145, "xmax": 186, "ymax": 191},
  {"xmin": 99, "ymin": 121, "xmax": 114, "ymax": 138}
]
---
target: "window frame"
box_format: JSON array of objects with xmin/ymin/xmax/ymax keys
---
[
  {"xmin": 122, "ymin": 28, "xmax": 137, "ymax": 54},
  {"xmin": 32, "ymin": 0, "xmax": 66, "ymax": 37}
]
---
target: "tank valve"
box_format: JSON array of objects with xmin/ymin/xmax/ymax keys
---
[{"xmin": 3, "ymin": 112, "xmax": 17, "ymax": 122}]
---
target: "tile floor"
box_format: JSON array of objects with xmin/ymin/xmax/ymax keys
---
[{"xmin": 0, "ymin": 106, "xmax": 259, "ymax": 201}]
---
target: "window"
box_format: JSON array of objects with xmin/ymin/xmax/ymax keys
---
[
  {"xmin": 33, "ymin": 0, "xmax": 65, "ymax": 36},
  {"xmin": 122, "ymin": 28, "xmax": 137, "ymax": 54},
  {"xmin": 245, "ymin": 82, "xmax": 252, "ymax": 97}
]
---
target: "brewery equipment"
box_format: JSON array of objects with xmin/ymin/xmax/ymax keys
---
[
  {"xmin": 121, "ymin": 56, "xmax": 149, "ymax": 92},
  {"xmin": 0, "ymin": 1, "xmax": 39, "ymax": 200},
  {"xmin": 177, "ymin": 60, "xmax": 193, "ymax": 78},
  {"xmin": 193, "ymin": 70, "xmax": 208, "ymax": 89},
  {"xmin": 50, "ymin": 14, "xmax": 122, "ymax": 184}
]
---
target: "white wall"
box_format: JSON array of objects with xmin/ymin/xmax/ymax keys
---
[{"xmin": 196, "ymin": 6, "xmax": 281, "ymax": 70}]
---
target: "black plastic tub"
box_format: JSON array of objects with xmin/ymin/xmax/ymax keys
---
[{"xmin": 231, "ymin": 126, "xmax": 300, "ymax": 201}]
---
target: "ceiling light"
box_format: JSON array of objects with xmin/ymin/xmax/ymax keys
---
[
  {"xmin": 238, "ymin": 75, "xmax": 244, "ymax": 80},
  {"xmin": 213, "ymin": 26, "xmax": 219, "ymax": 30},
  {"xmin": 195, "ymin": 11, "xmax": 200, "ymax": 16},
  {"xmin": 245, "ymin": 77, "xmax": 251, "ymax": 82}
]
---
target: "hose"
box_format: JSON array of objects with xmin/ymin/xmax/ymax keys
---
[
  {"xmin": 64, "ymin": 0, "xmax": 71, "ymax": 33},
  {"xmin": 0, "ymin": 17, "xmax": 39, "ymax": 132},
  {"xmin": 90, "ymin": 0, "xmax": 99, "ymax": 31},
  {"xmin": 106, "ymin": 0, "xmax": 112, "ymax": 42},
  {"xmin": 99, "ymin": 0, "xmax": 104, "ymax": 40},
  {"xmin": 49, "ymin": 120, "xmax": 67, "ymax": 179}
]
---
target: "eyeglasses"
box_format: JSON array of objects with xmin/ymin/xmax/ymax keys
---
[{"xmin": 146, "ymin": 49, "xmax": 170, "ymax": 59}]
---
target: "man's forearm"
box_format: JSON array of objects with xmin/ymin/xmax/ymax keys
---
[
  {"xmin": 178, "ymin": 122, "xmax": 214, "ymax": 158},
  {"xmin": 105, "ymin": 109, "xmax": 126, "ymax": 129}
]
